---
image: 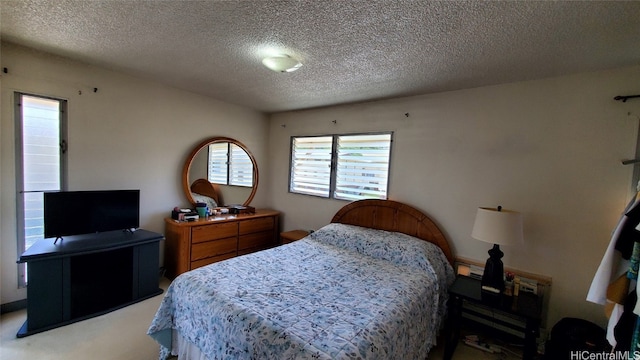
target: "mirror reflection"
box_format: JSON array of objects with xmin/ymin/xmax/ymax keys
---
[{"xmin": 182, "ymin": 137, "xmax": 258, "ymax": 207}]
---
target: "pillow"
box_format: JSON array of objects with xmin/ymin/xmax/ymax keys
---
[
  {"xmin": 307, "ymin": 223, "xmax": 454, "ymax": 289},
  {"xmin": 192, "ymin": 193, "xmax": 217, "ymax": 210}
]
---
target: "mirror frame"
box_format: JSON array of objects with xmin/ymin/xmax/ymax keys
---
[{"xmin": 182, "ymin": 136, "xmax": 259, "ymax": 207}]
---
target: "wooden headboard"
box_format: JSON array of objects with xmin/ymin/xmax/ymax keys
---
[
  {"xmin": 331, "ymin": 199, "xmax": 454, "ymax": 264},
  {"xmin": 190, "ymin": 179, "xmax": 221, "ymax": 205}
]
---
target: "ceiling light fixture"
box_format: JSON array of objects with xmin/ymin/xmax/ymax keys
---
[{"xmin": 262, "ymin": 55, "xmax": 303, "ymax": 73}]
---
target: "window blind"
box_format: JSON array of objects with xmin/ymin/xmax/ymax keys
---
[
  {"xmin": 229, "ymin": 144, "xmax": 253, "ymax": 187},
  {"xmin": 208, "ymin": 143, "xmax": 228, "ymax": 184},
  {"xmin": 290, "ymin": 136, "xmax": 333, "ymax": 197},
  {"xmin": 335, "ymin": 133, "xmax": 391, "ymax": 200},
  {"xmin": 21, "ymin": 96, "xmax": 62, "ymax": 247},
  {"xmin": 16, "ymin": 93, "xmax": 67, "ymax": 287},
  {"xmin": 208, "ymin": 143, "xmax": 253, "ymax": 187},
  {"xmin": 290, "ymin": 133, "xmax": 392, "ymax": 200}
]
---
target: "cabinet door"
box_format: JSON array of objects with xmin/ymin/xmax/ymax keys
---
[
  {"xmin": 136, "ymin": 241, "xmax": 160, "ymax": 298},
  {"xmin": 27, "ymin": 259, "xmax": 64, "ymax": 331}
]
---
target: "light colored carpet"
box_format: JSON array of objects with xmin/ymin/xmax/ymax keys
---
[
  {"xmin": 0, "ymin": 277, "xmax": 508, "ymax": 360},
  {"xmin": 0, "ymin": 278, "xmax": 170, "ymax": 360}
]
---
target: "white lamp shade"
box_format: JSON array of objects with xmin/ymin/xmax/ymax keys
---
[
  {"xmin": 262, "ymin": 55, "xmax": 303, "ymax": 73},
  {"xmin": 471, "ymin": 207, "xmax": 523, "ymax": 246}
]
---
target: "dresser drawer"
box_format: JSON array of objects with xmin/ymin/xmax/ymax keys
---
[
  {"xmin": 239, "ymin": 217, "xmax": 274, "ymax": 235},
  {"xmin": 238, "ymin": 230, "xmax": 275, "ymax": 252},
  {"xmin": 191, "ymin": 237, "xmax": 237, "ymax": 261},
  {"xmin": 190, "ymin": 252, "xmax": 236, "ymax": 270},
  {"xmin": 192, "ymin": 222, "xmax": 238, "ymax": 243}
]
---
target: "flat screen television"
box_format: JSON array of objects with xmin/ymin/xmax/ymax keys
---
[{"xmin": 44, "ymin": 190, "xmax": 140, "ymax": 239}]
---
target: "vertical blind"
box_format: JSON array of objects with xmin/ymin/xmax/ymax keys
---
[{"xmin": 290, "ymin": 133, "xmax": 392, "ymax": 200}]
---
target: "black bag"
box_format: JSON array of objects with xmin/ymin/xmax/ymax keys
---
[{"xmin": 545, "ymin": 317, "xmax": 610, "ymax": 359}]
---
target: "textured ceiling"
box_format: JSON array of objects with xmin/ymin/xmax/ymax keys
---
[{"xmin": 1, "ymin": 1, "xmax": 639, "ymax": 113}]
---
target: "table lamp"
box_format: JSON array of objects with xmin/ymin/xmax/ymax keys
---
[{"xmin": 471, "ymin": 206, "xmax": 523, "ymax": 294}]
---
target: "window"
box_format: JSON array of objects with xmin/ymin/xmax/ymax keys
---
[
  {"xmin": 208, "ymin": 143, "xmax": 228, "ymax": 184},
  {"xmin": 289, "ymin": 132, "xmax": 392, "ymax": 200},
  {"xmin": 208, "ymin": 142, "xmax": 253, "ymax": 187},
  {"xmin": 15, "ymin": 93, "xmax": 67, "ymax": 287},
  {"xmin": 289, "ymin": 136, "xmax": 333, "ymax": 197}
]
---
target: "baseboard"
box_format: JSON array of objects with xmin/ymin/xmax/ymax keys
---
[{"xmin": 1, "ymin": 299, "xmax": 27, "ymax": 314}]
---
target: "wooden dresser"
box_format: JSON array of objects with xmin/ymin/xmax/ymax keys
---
[{"xmin": 164, "ymin": 209, "xmax": 279, "ymax": 278}]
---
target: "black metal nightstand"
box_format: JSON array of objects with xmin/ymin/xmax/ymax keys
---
[{"xmin": 443, "ymin": 275, "xmax": 543, "ymax": 360}]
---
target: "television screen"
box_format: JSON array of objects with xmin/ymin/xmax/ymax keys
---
[{"xmin": 44, "ymin": 190, "xmax": 140, "ymax": 239}]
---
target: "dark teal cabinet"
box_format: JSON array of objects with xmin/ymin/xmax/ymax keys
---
[{"xmin": 17, "ymin": 229, "xmax": 163, "ymax": 337}]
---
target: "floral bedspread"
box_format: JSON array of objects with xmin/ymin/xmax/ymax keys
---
[{"xmin": 148, "ymin": 223, "xmax": 454, "ymax": 360}]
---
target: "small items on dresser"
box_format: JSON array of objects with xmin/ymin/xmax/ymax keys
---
[
  {"xmin": 172, "ymin": 206, "xmax": 248, "ymax": 221},
  {"xmin": 227, "ymin": 204, "xmax": 256, "ymax": 214},
  {"xmin": 171, "ymin": 207, "xmax": 197, "ymax": 221},
  {"xmin": 195, "ymin": 202, "xmax": 208, "ymax": 217}
]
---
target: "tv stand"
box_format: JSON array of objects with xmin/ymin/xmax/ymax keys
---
[{"xmin": 17, "ymin": 229, "xmax": 163, "ymax": 338}]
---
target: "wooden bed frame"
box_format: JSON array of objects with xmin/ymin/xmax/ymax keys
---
[
  {"xmin": 190, "ymin": 178, "xmax": 221, "ymax": 205},
  {"xmin": 331, "ymin": 199, "xmax": 454, "ymax": 264}
]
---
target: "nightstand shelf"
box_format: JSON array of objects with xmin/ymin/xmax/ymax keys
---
[{"xmin": 443, "ymin": 275, "xmax": 543, "ymax": 360}]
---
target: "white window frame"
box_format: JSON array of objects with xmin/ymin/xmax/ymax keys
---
[
  {"xmin": 15, "ymin": 92, "xmax": 68, "ymax": 287},
  {"xmin": 289, "ymin": 132, "xmax": 393, "ymax": 200}
]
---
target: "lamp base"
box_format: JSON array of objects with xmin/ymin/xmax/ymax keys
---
[{"xmin": 481, "ymin": 244, "xmax": 505, "ymax": 293}]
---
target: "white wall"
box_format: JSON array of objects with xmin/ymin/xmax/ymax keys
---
[
  {"xmin": 268, "ymin": 65, "xmax": 640, "ymax": 329},
  {"xmin": 0, "ymin": 43, "xmax": 269, "ymax": 304}
]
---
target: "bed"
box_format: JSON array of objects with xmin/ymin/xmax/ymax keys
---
[
  {"xmin": 190, "ymin": 178, "xmax": 221, "ymax": 208},
  {"xmin": 148, "ymin": 199, "xmax": 455, "ymax": 360}
]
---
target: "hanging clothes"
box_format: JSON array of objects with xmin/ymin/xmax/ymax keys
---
[
  {"xmin": 630, "ymin": 242, "xmax": 640, "ymax": 352},
  {"xmin": 588, "ymin": 194, "xmax": 640, "ymax": 304},
  {"xmin": 613, "ymin": 289, "xmax": 636, "ymax": 352},
  {"xmin": 588, "ymin": 193, "xmax": 640, "ymax": 347},
  {"xmin": 617, "ymin": 200, "xmax": 640, "ymax": 259}
]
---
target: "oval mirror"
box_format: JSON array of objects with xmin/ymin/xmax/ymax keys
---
[{"xmin": 182, "ymin": 137, "xmax": 258, "ymax": 207}]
